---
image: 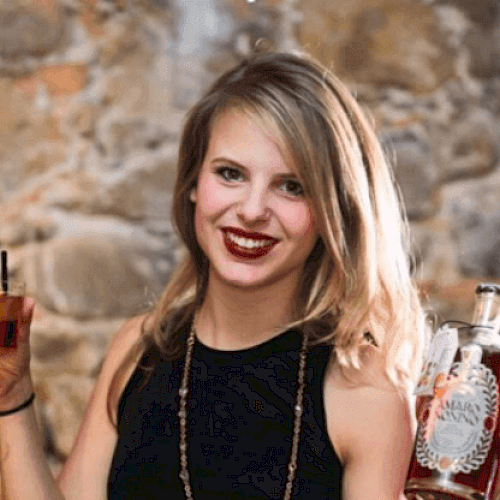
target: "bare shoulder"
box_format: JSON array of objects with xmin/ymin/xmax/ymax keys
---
[
  {"xmin": 324, "ymin": 346, "xmax": 417, "ymax": 498},
  {"xmin": 57, "ymin": 314, "xmax": 149, "ymax": 500},
  {"xmin": 91, "ymin": 313, "xmax": 148, "ymax": 404},
  {"xmin": 324, "ymin": 345, "xmax": 417, "ymax": 464},
  {"xmin": 106, "ymin": 314, "xmax": 148, "ymax": 368}
]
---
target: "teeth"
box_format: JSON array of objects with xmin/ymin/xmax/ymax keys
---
[{"xmin": 226, "ymin": 232, "xmax": 274, "ymax": 249}]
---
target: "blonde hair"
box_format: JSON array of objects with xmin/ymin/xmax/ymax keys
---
[{"xmin": 109, "ymin": 51, "xmax": 429, "ymax": 421}]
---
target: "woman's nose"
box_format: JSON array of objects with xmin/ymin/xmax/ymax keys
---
[{"xmin": 236, "ymin": 185, "xmax": 271, "ymax": 223}]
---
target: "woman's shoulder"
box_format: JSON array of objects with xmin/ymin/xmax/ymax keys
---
[
  {"xmin": 323, "ymin": 345, "xmax": 417, "ymax": 464},
  {"xmin": 113, "ymin": 313, "xmax": 150, "ymax": 345},
  {"xmin": 102, "ymin": 314, "xmax": 152, "ymax": 410},
  {"xmin": 101, "ymin": 314, "xmax": 147, "ymax": 375}
]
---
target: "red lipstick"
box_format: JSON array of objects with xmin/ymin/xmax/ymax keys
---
[
  {"xmin": 222, "ymin": 227, "xmax": 277, "ymax": 241},
  {"xmin": 221, "ymin": 227, "xmax": 279, "ymax": 259}
]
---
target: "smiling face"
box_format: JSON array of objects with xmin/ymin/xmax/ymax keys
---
[{"xmin": 190, "ymin": 109, "xmax": 319, "ymax": 295}]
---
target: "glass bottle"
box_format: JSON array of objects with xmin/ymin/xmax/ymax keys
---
[{"xmin": 405, "ymin": 283, "xmax": 500, "ymax": 500}]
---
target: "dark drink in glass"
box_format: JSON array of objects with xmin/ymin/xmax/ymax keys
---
[
  {"xmin": 0, "ymin": 294, "xmax": 23, "ymax": 348},
  {"xmin": 0, "ymin": 251, "xmax": 25, "ymax": 348}
]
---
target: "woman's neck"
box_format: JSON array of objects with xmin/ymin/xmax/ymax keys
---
[{"xmin": 195, "ymin": 276, "xmax": 299, "ymax": 351}]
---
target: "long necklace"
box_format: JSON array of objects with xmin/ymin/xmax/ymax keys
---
[{"xmin": 177, "ymin": 320, "xmax": 309, "ymax": 500}]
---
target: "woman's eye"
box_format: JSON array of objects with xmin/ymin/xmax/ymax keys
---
[
  {"xmin": 281, "ymin": 179, "xmax": 304, "ymax": 197},
  {"xmin": 216, "ymin": 166, "xmax": 243, "ymax": 182}
]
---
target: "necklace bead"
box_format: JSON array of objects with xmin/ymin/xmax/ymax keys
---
[{"xmin": 177, "ymin": 318, "xmax": 309, "ymax": 500}]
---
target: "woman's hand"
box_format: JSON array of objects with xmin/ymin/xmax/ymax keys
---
[{"xmin": 0, "ymin": 296, "xmax": 36, "ymax": 409}]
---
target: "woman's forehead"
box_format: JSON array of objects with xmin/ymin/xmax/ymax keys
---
[{"xmin": 208, "ymin": 107, "xmax": 300, "ymax": 174}]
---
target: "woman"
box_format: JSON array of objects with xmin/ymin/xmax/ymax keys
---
[{"xmin": 0, "ymin": 51, "xmax": 428, "ymax": 499}]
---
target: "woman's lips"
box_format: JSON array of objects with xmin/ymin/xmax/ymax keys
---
[
  {"xmin": 221, "ymin": 227, "xmax": 278, "ymax": 241},
  {"xmin": 221, "ymin": 229, "xmax": 279, "ymax": 259}
]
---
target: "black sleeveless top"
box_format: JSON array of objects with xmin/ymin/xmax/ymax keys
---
[{"xmin": 108, "ymin": 326, "xmax": 343, "ymax": 499}]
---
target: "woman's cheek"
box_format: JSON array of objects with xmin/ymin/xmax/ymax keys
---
[
  {"xmin": 199, "ymin": 180, "xmax": 229, "ymax": 214},
  {"xmin": 285, "ymin": 204, "xmax": 316, "ymax": 237}
]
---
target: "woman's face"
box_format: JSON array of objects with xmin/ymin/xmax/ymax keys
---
[{"xmin": 190, "ymin": 109, "xmax": 319, "ymax": 294}]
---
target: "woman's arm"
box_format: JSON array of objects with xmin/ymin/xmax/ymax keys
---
[
  {"xmin": 339, "ymin": 384, "xmax": 415, "ymax": 499},
  {"xmin": 0, "ymin": 374, "xmax": 64, "ymax": 500},
  {"xmin": 0, "ymin": 297, "xmax": 62, "ymax": 500},
  {"xmin": 325, "ymin": 349, "xmax": 417, "ymax": 500},
  {"xmin": 0, "ymin": 313, "xmax": 143, "ymax": 500}
]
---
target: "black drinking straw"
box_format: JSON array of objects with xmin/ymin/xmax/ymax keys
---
[{"xmin": 1, "ymin": 250, "xmax": 8, "ymax": 293}]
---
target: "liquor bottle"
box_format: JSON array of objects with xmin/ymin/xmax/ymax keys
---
[{"xmin": 405, "ymin": 283, "xmax": 500, "ymax": 500}]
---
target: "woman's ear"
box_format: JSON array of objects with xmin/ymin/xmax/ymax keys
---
[{"xmin": 189, "ymin": 187, "xmax": 197, "ymax": 203}]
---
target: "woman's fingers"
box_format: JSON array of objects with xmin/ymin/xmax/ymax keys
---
[
  {"xmin": 18, "ymin": 297, "xmax": 36, "ymax": 343},
  {"xmin": 21, "ymin": 297, "xmax": 35, "ymax": 324},
  {"xmin": 0, "ymin": 297, "xmax": 34, "ymax": 397}
]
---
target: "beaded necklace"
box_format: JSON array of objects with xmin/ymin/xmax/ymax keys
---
[{"xmin": 177, "ymin": 321, "xmax": 309, "ymax": 499}]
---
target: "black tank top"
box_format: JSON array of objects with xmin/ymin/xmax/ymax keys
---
[{"xmin": 108, "ymin": 326, "xmax": 343, "ymax": 499}]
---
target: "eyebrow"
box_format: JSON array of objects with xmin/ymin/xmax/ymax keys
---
[{"xmin": 211, "ymin": 156, "xmax": 300, "ymax": 180}]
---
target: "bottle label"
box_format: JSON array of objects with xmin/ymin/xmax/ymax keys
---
[
  {"xmin": 415, "ymin": 325, "xmax": 459, "ymax": 396},
  {"xmin": 416, "ymin": 354, "xmax": 498, "ymax": 474}
]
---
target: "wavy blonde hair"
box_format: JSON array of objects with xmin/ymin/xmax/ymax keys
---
[{"xmin": 109, "ymin": 51, "xmax": 429, "ymax": 421}]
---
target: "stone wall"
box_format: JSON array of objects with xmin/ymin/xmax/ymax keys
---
[{"xmin": 1, "ymin": 0, "xmax": 500, "ymax": 474}]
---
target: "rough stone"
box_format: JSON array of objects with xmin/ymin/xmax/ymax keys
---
[
  {"xmin": 299, "ymin": 0, "xmax": 456, "ymax": 93},
  {"xmin": 97, "ymin": 14, "xmax": 153, "ymax": 68},
  {"xmin": 99, "ymin": 149, "xmax": 178, "ymax": 220},
  {"xmin": 63, "ymin": 101, "xmax": 100, "ymax": 138},
  {"xmin": 101, "ymin": 65, "xmax": 153, "ymax": 113},
  {"xmin": 0, "ymin": 0, "xmax": 65, "ymax": 75},
  {"xmin": 0, "ymin": 80, "xmax": 66, "ymax": 199},
  {"xmin": 411, "ymin": 219, "xmax": 462, "ymax": 285},
  {"xmin": 59, "ymin": 17, "xmax": 100, "ymax": 66},
  {"xmin": 0, "ymin": 206, "xmax": 57, "ymax": 246},
  {"xmin": 32, "ymin": 334, "xmax": 82, "ymax": 368},
  {"xmin": 382, "ymin": 127, "xmax": 439, "ymax": 220},
  {"xmin": 224, "ymin": 0, "xmax": 282, "ymax": 58},
  {"xmin": 438, "ymin": 0, "xmax": 500, "ymax": 30},
  {"xmin": 373, "ymin": 86, "xmax": 457, "ymax": 131},
  {"xmin": 0, "ymin": 78, "xmax": 34, "ymax": 140},
  {"xmin": 465, "ymin": 24, "xmax": 500, "ymax": 78},
  {"xmin": 31, "ymin": 331, "xmax": 105, "ymax": 376},
  {"xmin": 139, "ymin": 0, "xmax": 175, "ymax": 23},
  {"xmin": 65, "ymin": 141, "xmax": 178, "ymax": 220},
  {"xmin": 482, "ymin": 78, "xmax": 500, "ymax": 116},
  {"xmin": 418, "ymin": 278, "xmax": 480, "ymax": 324},
  {"xmin": 77, "ymin": 0, "xmax": 112, "ymax": 37},
  {"xmin": 434, "ymin": 6, "xmax": 472, "ymax": 50},
  {"xmin": 23, "ymin": 227, "xmax": 176, "ymax": 318},
  {"xmin": 36, "ymin": 64, "xmax": 88, "ymax": 96},
  {"xmin": 36, "ymin": 373, "xmax": 95, "ymax": 457},
  {"xmin": 0, "ymin": 137, "xmax": 66, "ymax": 199},
  {"xmin": 96, "ymin": 115, "xmax": 175, "ymax": 160},
  {"xmin": 439, "ymin": 169, "xmax": 500, "ymax": 279},
  {"xmin": 23, "ymin": 141, "xmax": 68, "ymax": 177},
  {"xmin": 437, "ymin": 109, "xmax": 500, "ymax": 182},
  {"xmin": 40, "ymin": 171, "xmax": 103, "ymax": 213},
  {"xmin": 166, "ymin": 0, "xmax": 235, "ymax": 108}
]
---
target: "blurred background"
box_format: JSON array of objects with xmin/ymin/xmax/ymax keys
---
[{"xmin": 1, "ymin": 0, "xmax": 499, "ymax": 472}]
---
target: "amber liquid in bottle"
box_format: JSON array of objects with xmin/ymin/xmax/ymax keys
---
[
  {"xmin": 406, "ymin": 347, "xmax": 500, "ymax": 500},
  {"xmin": 406, "ymin": 284, "xmax": 500, "ymax": 500}
]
